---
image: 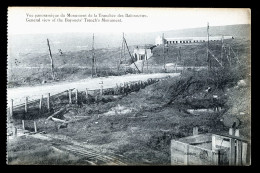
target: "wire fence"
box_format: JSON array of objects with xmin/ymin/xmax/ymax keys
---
[{"xmin": 8, "ymin": 77, "xmax": 168, "ymax": 121}]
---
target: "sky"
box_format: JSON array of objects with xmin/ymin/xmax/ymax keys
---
[{"xmin": 8, "ymin": 7, "xmax": 251, "ymax": 35}]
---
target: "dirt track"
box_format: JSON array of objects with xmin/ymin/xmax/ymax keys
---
[{"xmin": 7, "ymin": 73, "xmax": 180, "ymax": 107}]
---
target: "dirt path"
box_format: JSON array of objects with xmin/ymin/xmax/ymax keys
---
[{"xmin": 7, "ymin": 73, "xmax": 180, "ymax": 107}]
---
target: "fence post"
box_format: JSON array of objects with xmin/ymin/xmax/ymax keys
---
[
  {"xmin": 13, "ymin": 127, "xmax": 17, "ymax": 137},
  {"xmin": 22, "ymin": 120, "xmax": 25, "ymax": 130},
  {"xmin": 39, "ymin": 95, "xmax": 43, "ymax": 111},
  {"xmin": 213, "ymin": 149, "xmax": 225, "ymax": 165},
  {"xmin": 10, "ymin": 99, "xmax": 13, "ymax": 117},
  {"xmin": 114, "ymin": 84, "xmax": 117, "ymax": 95},
  {"xmin": 100, "ymin": 85, "xmax": 103, "ymax": 96},
  {"xmin": 95, "ymin": 95, "xmax": 98, "ymax": 103},
  {"xmin": 47, "ymin": 93, "xmax": 50, "ymax": 111},
  {"xmin": 229, "ymin": 128, "xmax": 234, "ymax": 136},
  {"xmin": 212, "ymin": 150, "xmax": 219, "ymax": 165},
  {"xmin": 34, "ymin": 121, "xmax": 37, "ymax": 133},
  {"xmin": 211, "ymin": 135, "xmax": 216, "ymax": 150},
  {"xmin": 236, "ymin": 140, "xmax": 242, "ymax": 165},
  {"xmin": 193, "ymin": 127, "xmax": 198, "ymax": 136},
  {"xmin": 86, "ymin": 88, "xmax": 88, "ymax": 99},
  {"xmin": 235, "ymin": 129, "xmax": 240, "ymax": 137},
  {"xmin": 118, "ymin": 84, "xmax": 121, "ymax": 94},
  {"xmin": 184, "ymin": 144, "xmax": 189, "ymax": 165},
  {"xmin": 25, "ymin": 97, "xmax": 28, "ymax": 113},
  {"xmin": 242, "ymin": 142, "xmax": 248, "ymax": 165},
  {"xmin": 69, "ymin": 89, "xmax": 72, "ymax": 104},
  {"xmin": 75, "ymin": 89, "xmax": 78, "ymax": 104},
  {"xmin": 229, "ymin": 138, "xmax": 236, "ymax": 165}
]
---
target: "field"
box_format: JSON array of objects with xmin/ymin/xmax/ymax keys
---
[{"xmin": 7, "ymin": 35, "xmax": 251, "ymax": 165}]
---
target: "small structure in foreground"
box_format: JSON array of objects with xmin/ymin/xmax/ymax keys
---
[{"xmin": 171, "ymin": 127, "xmax": 250, "ymax": 165}]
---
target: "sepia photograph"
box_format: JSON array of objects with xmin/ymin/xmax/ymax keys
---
[{"xmin": 7, "ymin": 7, "xmax": 251, "ymax": 165}]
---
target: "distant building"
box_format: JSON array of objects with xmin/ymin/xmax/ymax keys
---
[
  {"xmin": 155, "ymin": 35, "xmax": 234, "ymax": 46},
  {"xmin": 132, "ymin": 46, "xmax": 154, "ymax": 61}
]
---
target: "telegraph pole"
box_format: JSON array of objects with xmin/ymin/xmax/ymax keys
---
[
  {"xmin": 118, "ymin": 33, "xmax": 123, "ymax": 73},
  {"xmin": 47, "ymin": 38, "xmax": 55, "ymax": 80},
  {"xmin": 146, "ymin": 47, "xmax": 148, "ymax": 72},
  {"xmin": 94, "ymin": 34, "xmax": 97, "ymax": 75},
  {"xmin": 91, "ymin": 33, "xmax": 95, "ymax": 77},
  {"xmin": 178, "ymin": 47, "xmax": 182, "ymax": 73},
  {"xmin": 162, "ymin": 33, "xmax": 166, "ymax": 71},
  {"xmin": 123, "ymin": 33, "xmax": 127, "ymax": 73},
  {"xmin": 207, "ymin": 22, "xmax": 210, "ymax": 71},
  {"xmin": 221, "ymin": 35, "xmax": 224, "ymax": 66}
]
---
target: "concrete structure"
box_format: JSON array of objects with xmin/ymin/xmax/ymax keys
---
[
  {"xmin": 132, "ymin": 46, "xmax": 153, "ymax": 61},
  {"xmin": 155, "ymin": 35, "xmax": 234, "ymax": 46},
  {"xmin": 171, "ymin": 129, "xmax": 250, "ymax": 165}
]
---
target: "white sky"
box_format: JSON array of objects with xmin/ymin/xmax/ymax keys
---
[{"xmin": 8, "ymin": 7, "xmax": 251, "ymax": 35}]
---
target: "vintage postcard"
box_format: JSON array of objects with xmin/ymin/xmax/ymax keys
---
[{"xmin": 7, "ymin": 7, "xmax": 251, "ymax": 165}]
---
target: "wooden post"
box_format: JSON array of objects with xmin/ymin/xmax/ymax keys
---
[
  {"xmin": 47, "ymin": 93, "xmax": 50, "ymax": 111},
  {"xmin": 91, "ymin": 33, "xmax": 95, "ymax": 77},
  {"xmin": 47, "ymin": 38, "xmax": 55, "ymax": 80},
  {"xmin": 235, "ymin": 129, "xmax": 240, "ymax": 137},
  {"xmin": 34, "ymin": 121, "xmax": 37, "ymax": 133},
  {"xmin": 22, "ymin": 120, "xmax": 25, "ymax": 130},
  {"xmin": 25, "ymin": 97, "xmax": 28, "ymax": 113},
  {"xmin": 215, "ymin": 149, "xmax": 226, "ymax": 165},
  {"xmin": 229, "ymin": 128, "xmax": 234, "ymax": 136},
  {"xmin": 114, "ymin": 87, "xmax": 117, "ymax": 95},
  {"xmin": 236, "ymin": 140, "xmax": 242, "ymax": 165},
  {"xmin": 13, "ymin": 127, "xmax": 17, "ymax": 137},
  {"xmin": 100, "ymin": 85, "xmax": 103, "ymax": 96},
  {"xmin": 75, "ymin": 89, "xmax": 78, "ymax": 104},
  {"xmin": 69, "ymin": 89, "xmax": 72, "ymax": 104},
  {"xmin": 242, "ymin": 142, "xmax": 248, "ymax": 165},
  {"xmin": 86, "ymin": 88, "xmax": 88, "ymax": 99},
  {"xmin": 10, "ymin": 99, "xmax": 13, "ymax": 117},
  {"xmin": 207, "ymin": 22, "xmax": 211, "ymax": 71},
  {"xmin": 122, "ymin": 83, "xmax": 125, "ymax": 94},
  {"xmin": 229, "ymin": 138, "xmax": 236, "ymax": 165},
  {"xmin": 115, "ymin": 83, "xmax": 118, "ymax": 94},
  {"xmin": 184, "ymin": 144, "xmax": 189, "ymax": 165},
  {"xmin": 221, "ymin": 36, "xmax": 224, "ymax": 66},
  {"xmin": 193, "ymin": 127, "xmax": 198, "ymax": 136},
  {"xmin": 95, "ymin": 95, "xmax": 98, "ymax": 103},
  {"xmin": 212, "ymin": 135, "xmax": 216, "ymax": 150},
  {"xmin": 119, "ymin": 84, "xmax": 122, "ymax": 94},
  {"xmin": 162, "ymin": 33, "xmax": 166, "ymax": 71},
  {"xmin": 39, "ymin": 95, "xmax": 43, "ymax": 111},
  {"xmin": 212, "ymin": 150, "xmax": 219, "ymax": 165}
]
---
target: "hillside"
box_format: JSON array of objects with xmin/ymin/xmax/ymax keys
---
[
  {"xmin": 162, "ymin": 24, "xmax": 250, "ymax": 39},
  {"xmin": 7, "ymin": 65, "xmax": 251, "ymax": 165},
  {"xmin": 8, "ymin": 24, "xmax": 250, "ymax": 56},
  {"xmin": 7, "ymin": 24, "xmax": 251, "ymax": 87},
  {"xmin": 8, "ymin": 36, "xmax": 250, "ymax": 88}
]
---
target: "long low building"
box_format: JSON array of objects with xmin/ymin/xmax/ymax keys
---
[{"xmin": 155, "ymin": 36, "xmax": 234, "ymax": 46}]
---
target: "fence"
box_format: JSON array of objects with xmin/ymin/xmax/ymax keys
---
[{"xmin": 7, "ymin": 77, "xmax": 167, "ymax": 133}]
